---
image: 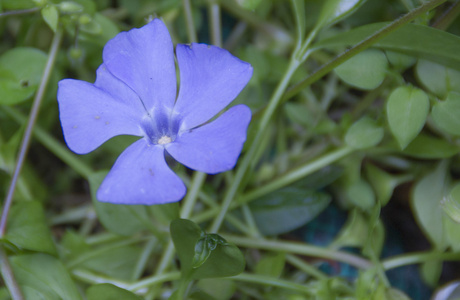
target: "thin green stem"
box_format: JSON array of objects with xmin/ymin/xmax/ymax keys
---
[
  {"xmin": 128, "ymin": 271, "xmax": 181, "ymax": 291},
  {"xmin": 193, "ymin": 146, "xmax": 353, "ymax": 224},
  {"xmin": 208, "ymin": 1, "xmax": 222, "ymax": 47},
  {"xmin": 1, "ymin": 105, "xmax": 93, "ymax": 179},
  {"xmin": 225, "ymin": 234, "xmax": 372, "ymax": 269},
  {"xmin": 182, "ymin": 0, "xmax": 198, "ymax": 43},
  {"xmin": 72, "ymin": 268, "xmax": 132, "ymax": 289},
  {"xmin": 382, "ymin": 251, "xmax": 460, "ymax": 270},
  {"xmin": 0, "ymin": 246, "xmax": 24, "ymax": 300},
  {"xmin": 0, "ymin": 7, "xmax": 39, "ymax": 18},
  {"xmin": 285, "ymin": 254, "xmax": 328, "ymax": 280},
  {"xmin": 0, "ymin": 27, "xmax": 63, "ymax": 238},
  {"xmin": 209, "ymin": 57, "xmax": 302, "ymax": 233},
  {"xmin": 284, "ymin": 0, "xmax": 448, "ymax": 101},
  {"xmin": 432, "ymin": 0, "xmax": 460, "ymax": 30},
  {"xmin": 231, "ymin": 272, "xmax": 312, "ymax": 295},
  {"xmin": 180, "ymin": 172, "xmax": 207, "ymax": 219},
  {"xmin": 131, "ymin": 237, "xmax": 157, "ymax": 281}
]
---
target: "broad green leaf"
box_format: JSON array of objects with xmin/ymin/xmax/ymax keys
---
[
  {"xmin": 334, "ymin": 49, "xmax": 388, "ymax": 90},
  {"xmin": 385, "ymin": 51, "xmax": 416, "ymax": 71},
  {"xmin": 331, "ymin": 209, "xmax": 368, "ymax": 248},
  {"xmin": 416, "ymin": 60, "xmax": 460, "ymax": 99},
  {"xmin": 402, "ymin": 134, "xmax": 458, "ymax": 159},
  {"xmin": 312, "ymin": 23, "xmax": 460, "ymax": 71},
  {"xmin": 254, "ymin": 252, "xmax": 285, "ymax": 278},
  {"xmin": 88, "ymin": 171, "xmax": 151, "ymax": 236},
  {"xmin": 316, "ymin": 0, "xmax": 367, "ymax": 29},
  {"xmin": 250, "ymin": 187, "xmax": 331, "ymax": 236},
  {"xmin": 2, "ymin": 0, "xmax": 35, "ymax": 10},
  {"xmin": 235, "ymin": 0, "xmax": 263, "ymax": 10},
  {"xmin": 196, "ymin": 279, "xmax": 236, "ymax": 300},
  {"xmin": 345, "ymin": 116, "xmax": 384, "ymax": 149},
  {"xmin": 386, "ymin": 288, "xmax": 410, "ymax": 300},
  {"xmin": 0, "ymin": 48, "xmax": 48, "ymax": 105},
  {"xmin": 345, "ymin": 179, "xmax": 375, "ymax": 210},
  {"xmin": 386, "ymin": 86, "xmax": 429, "ymax": 149},
  {"xmin": 411, "ymin": 162, "xmax": 448, "ymax": 249},
  {"xmin": 87, "ymin": 284, "xmax": 142, "ymax": 300},
  {"xmin": 432, "ymin": 92, "xmax": 460, "ymax": 136},
  {"xmin": 4, "ymin": 201, "xmax": 57, "ymax": 256},
  {"xmin": 80, "ymin": 245, "xmax": 142, "ymax": 280},
  {"xmin": 41, "ymin": 5, "xmax": 59, "ymax": 32},
  {"xmin": 442, "ymin": 183, "xmax": 460, "ymax": 224},
  {"xmin": 421, "ymin": 260, "xmax": 442, "ymax": 287},
  {"xmin": 10, "ymin": 254, "xmax": 81, "ymax": 300},
  {"xmin": 443, "ymin": 213, "xmax": 460, "ymax": 252},
  {"xmin": 170, "ymin": 219, "xmax": 245, "ymax": 279}
]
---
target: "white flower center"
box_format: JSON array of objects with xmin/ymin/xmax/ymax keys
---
[{"xmin": 158, "ymin": 135, "xmax": 172, "ymax": 145}]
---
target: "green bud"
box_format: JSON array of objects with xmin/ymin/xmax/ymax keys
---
[
  {"xmin": 68, "ymin": 47, "xmax": 83, "ymax": 60},
  {"xmin": 78, "ymin": 14, "xmax": 91, "ymax": 25}
]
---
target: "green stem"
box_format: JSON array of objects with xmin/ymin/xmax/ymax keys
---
[
  {"xmin": 232, "ymin": 272, "xmax": 313, "ymax": 295},
  {"xmin": 180, "ymin": 172, "xmax": 207, "ymax": 219},
  {"xmin": 208, "ymin": 1, "xmax": 222, "ymax": 47},
  {"xmin": 432, "ymin": 0, "xmax": 460, "ymax": 30},
  {"xmin": 285, "ymin": 254, "xmax": 328, "ymax": 280},
  {"xmin": 0, "ymin": 27, "xmax": 63, "ymax": 238},
  {"xmin": 131, "ymin": 237, "xmax": 157, "ymax": 281},
  {"xmin": 284, "ymin": 0, "xmax": 448, "ymax": 101},
  {"xmin": 0, "ymin": 7, "xmax": 39, "ymax": 18},
  {"xmin": 225, "ymin": 234, "xmax": 372, "ymax": 269},
  {"xmin": 0, "ymin": 246, "xmax": 24, "ymax": 300},
  {"xmin": 192, "ymin": 146, "xmax": 353, "ymax": 224},
  {"xmin": 2, "ymin": 105, "xmax": 93, "ymax": 179},
  {"xmin": 182, "ymin": 0, "xmax": 198, "ymax": 43},
  {"xmin": 382, "ymin": 251, "xmax": 460, "ymax": 270},
  {"xmin": 209, "ymin": 57, "xmax": 302, "ymax": 233},
  {"xmin": 128, "ymin": 272, "xmax": 181, "ymax": 291}
]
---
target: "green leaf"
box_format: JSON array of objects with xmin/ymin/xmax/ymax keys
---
[
  {"xmin": 10, "ymin": 254, "xmax": 81, "ymax": 300},
  {"xmin": 411, "ymin": 161, "xmax": 448, "ymax": 249},
  {"xmin": 421, "ymin": 260, "xmax": 442, "ymax": 287},
  {"xmin": 402, "ymin": 134, "xmax": 458, "ymax": 159},
  {"xmin": 250, "ymin": 187, "xmax": 331, "ymax": 236},
  {"xmin": 4, "ymin": 201, "xmax": 57, "ymax": 256},
  {"xmin": 334, "ymin": 49, "xmax": 388, "ymax": 90},
  {"xmin": 416, "ymin": 60, "xmax": 460, "ymax": 99},
  {"xmin": 170, "ymin": 219, "xmax": 245, "ymax": 279},
  {"xmin": 386, "ymin": 86, "xmax": 429, "ymax": 149},
  {"xmin": 385, "ymin": 51, "xmax": 416, "ymax": 71},
  {"xmin": 196, "ymin": 279, "xmax": 236, "ymax": 300},
  {"xmin": 312, "ymin": 23, "xmax": 460, "ymax": 71},
  {"xmin": 80, "ymin": 245, "xmax": 142, "ymax": 280},
  {"xmin": 41, "ymin": 5, "xmax": 59, "ymax": 32},
  {"xmin": 254, "ymin": 252, "xmax": 286, "ymax": 278},
  {"xmin": 385, "ymin": 288, "xmax": 411, "ymax": 300},
  {"xmin": 345, "ymin": 178, "xmax": 375, "ymax": 210},
  {"xmin": 442, "ymin": 183, "xmax": 460, "ymax": 224},
  {"xmin": 345, "ymin": 116, "xmax": 384, "ymax": 149},
  {"xmin": 88, "ymin": 171, "xmax": 151, "ymax": 236},
  {"xmin": 316, "ymin": 0, "xmax": 368, "ymax": 29},
  {"xmin": 87, "ymin": 284, "xmax": 142, "ymax": 300},
  {"xmin": 432, "ymin": 92, "xmax": 460, "ymax": 136},
  {"xmin": 365, "ymin": 164, "xmax": 404, "ymax": 206},
  {"xmin": 331, "ymin": 209, "xmax": 368, "ymax": 248},
  {"xmin": 0, "ymin": 48, "xmax": 48, "ymax": 105}
]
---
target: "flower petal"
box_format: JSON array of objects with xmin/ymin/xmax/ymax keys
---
[
  {"xmin": 97, "ymin": 139, "xmax": 186, "ymax": 205},
  {"xmin": 173, "ymin": 43, "xmax": 253, "ymax": 130},
  {"xmin": 57, "ymin": 77, "xmax": 144, "ymax": 154},
  {"xmin": 102, "ymin": 19, "xmax": 176, "ymax": 111},
  {"xmin": 166, "ymin": 105, "xmax": 251, "ymax": 174}
]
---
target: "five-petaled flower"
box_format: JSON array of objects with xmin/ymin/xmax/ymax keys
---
[{"xmin": 57, "ymin": 19, "xmax": 253, "ymax": 205}]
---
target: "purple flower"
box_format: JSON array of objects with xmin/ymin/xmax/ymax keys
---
[{"xmin": 57, "ymin": 19, "xmax": 253, "ymax": 205}]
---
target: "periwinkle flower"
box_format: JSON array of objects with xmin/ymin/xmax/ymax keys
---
[{"xmin": 57, "ymin": 19, "xmax": 253, "ymax": 205}]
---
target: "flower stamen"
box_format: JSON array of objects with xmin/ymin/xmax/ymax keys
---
[{"xmin": 158, "ymin": 135, "xmax": 172, "ymax": 145}]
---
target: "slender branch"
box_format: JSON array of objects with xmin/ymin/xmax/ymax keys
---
[
  {"xmin": 0, "ymin": 27, "xmax": 63, "ymax": 237},
  {"xmin": 225, "ymin": 234, "xmax": 372, "ymax": 270},
  {"xmin": 382, "ymin": 251, "xmax": 460, "ymax": 270},
  {"xmin": 0, "ymin": 246, "xmax": 24, "ymax": 300},
  {"xmin": 0, "ymin": 7, "xmax": 39, "ymax": 18},
  {"xmin": 182, "ymin": 0, "xmax": 198, "ymax": 43},
  {"xmin": 284, "ymin": 0, "xmax": 448, "ymax": 101},
  {"xmin": 208, "ymin": 1, "xmax": 222, "ymax": 47},
  {"xmin": 432, "ymin": 0, "xmax": 460, "ymax": 30},
  {"xmin": 180, "ymin": 172, "xmax": 206, "ymax": 219},
  {"xmin": 231, "ymin": 273, "xmax": 313, "ymax": 295},
  {"xmin": 1, "ymin": 105, "xmax": 93, "ymax": 179}
]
